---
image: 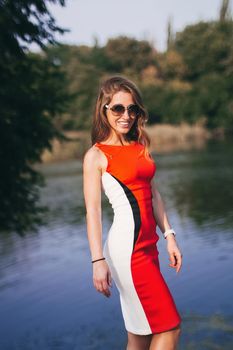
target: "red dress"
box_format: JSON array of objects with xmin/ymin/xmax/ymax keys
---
[{"xmin": 94, "ymin": 141, "xmax": 182, "ymax": 335}]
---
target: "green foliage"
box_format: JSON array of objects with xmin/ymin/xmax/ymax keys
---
[
  {"xmin": 157, "ymin": 51, "xmax": 187, "ymax": 80},
  {"xmin": 45, "ymin": 37, "xmax": 158, "ymax": 130},
  {"xmin": 175, "ymin": 21, "xmax": 233, "ymax": 80},
  {"xmin": 173, "ymin": 19, "xmax": 233, "ymax": 130},
  {"xmin": 0, "ymin": 0, "xmax": 67, "ymax": 57},
  {"xmin": 0, "ymin": 0, "xmax": 69, "ymax": 233},
  {"xmin": 46, "ymin": 44, "xmax": 103, "ymax": 130},
  {"xmin": 189, "ymin": 73, "xmax": 233, "ymax": 129},
  {"xmin": 48, "ymin": 16, "xmax": 233, "ymax": 132},
  {"xmin": 0, "ymin": 51, "xmax": 69, "ymax": 233},
  {"xmin": 104, "ymin": 36, "xmax": 155, "ymax": 72},
  {"xmin": 141, "ymin": 83, "xmax": 190, "ymax": 125}
]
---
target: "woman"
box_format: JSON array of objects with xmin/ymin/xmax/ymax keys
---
[{"xmin": 83, "ymin": 76, "xmax": 183, "ymax": 350}]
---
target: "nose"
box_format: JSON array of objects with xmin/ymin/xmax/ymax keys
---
[{"xmin": 122, "ymin": 107, "xmax": 130, "ymax": 119}]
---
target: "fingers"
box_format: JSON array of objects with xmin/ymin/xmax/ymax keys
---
[
  {"xmin": 175, "ymin": 251, "xmax": 182, "ymax": 273},
  {"xmin": 93, "ymin": 272, "xmax": 112, "ymax": 298},
  {"xmin": 169, "ymin": 253, "xmax": 176, "ymax": 267},
  {"xmin": 107, "ymin": 270, "xmax": 112, "ymax": 288},
  {"xmin": 95, "ymin": 280, "xmax": 111, "ymax": 297},
  {"xmin": 102, "ymin": 280, "xmax": 111, "ymax": 297},
  {"xmin": 169, "ymin": 251, "xmax": 183, "ymax": 274}
]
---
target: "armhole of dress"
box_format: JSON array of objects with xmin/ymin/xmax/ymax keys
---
[{"xmin": 93, "ymin": 144, "xmax": 111, "ymax": 175}]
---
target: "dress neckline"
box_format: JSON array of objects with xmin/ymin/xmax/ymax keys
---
[{"xmin": 95, "ymin": 141, "xmax": 137, "ymax": 147}]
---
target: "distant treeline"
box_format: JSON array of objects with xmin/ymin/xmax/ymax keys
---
[{"xmin": 45, "ymin": 14, "xmax": 233, "ymax": 132}]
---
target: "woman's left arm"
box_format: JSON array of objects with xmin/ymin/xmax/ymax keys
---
[{"xmin": 151, "ymin": 177, "xmax": 183, "ymax": 274}]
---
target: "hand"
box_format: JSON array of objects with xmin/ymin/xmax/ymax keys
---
[
  {"xmin": 166, "ymin": 235, "xmax": 183, "ymax": 274},
  {"xmin": 93, "ymin": 260, "xmax": 112, "ymax": 297}
]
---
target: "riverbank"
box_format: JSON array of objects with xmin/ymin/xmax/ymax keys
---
[{"xmin": 41, "ymin": 121, "xmax": 224, "ymax": 163}]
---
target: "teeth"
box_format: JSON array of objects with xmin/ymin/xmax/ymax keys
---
[{"xmin": 118, "ymin": 122, "xmax": 129, "ymax": 125}]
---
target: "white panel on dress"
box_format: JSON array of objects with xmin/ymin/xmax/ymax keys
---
[{"xmin": 102, "ymin": 172, "xmax": 152, "ymax": 334}]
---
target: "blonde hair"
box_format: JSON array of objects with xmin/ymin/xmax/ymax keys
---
[{"xmin": 91, "ymin": 75, "xmax": 152, "ymax": 160}]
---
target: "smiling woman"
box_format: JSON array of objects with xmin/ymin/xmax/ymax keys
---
[
  {"xmin": 83, "ymin": 76, "xmax": 183, "ymax": 350},
  {"xmin": 104, "ymin": 92, "xmax": 139, "ymax": 133},
  {"xmin": 90, "ymin": 75, "xmax": 151, "ymax": 150}
]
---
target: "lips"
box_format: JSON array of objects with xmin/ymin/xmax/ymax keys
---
[{"xmin": 117, "ymin": 121, "xmax": 130, "ymax": 127}]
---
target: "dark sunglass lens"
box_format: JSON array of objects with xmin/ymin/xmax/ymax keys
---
[
  {"xmin": 111, "ymin": 104, "xmax": 125, "ymax": 115},
  {"xmin": 128, "ymin": 105, "xmax": 140, "ymax": 117}
]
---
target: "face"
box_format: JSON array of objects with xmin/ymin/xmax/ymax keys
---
[{"xmin": 105, "ymin": 91, "xmax": 138, "ymax": 135}]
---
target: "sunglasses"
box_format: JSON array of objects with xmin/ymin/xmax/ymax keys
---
[{"xmin": 105, "ymin": 104, "xmax": 141, "ymax": 118}]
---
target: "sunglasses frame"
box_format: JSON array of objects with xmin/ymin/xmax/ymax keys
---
[{"xmin": 105, "ymin": 104, "xmax": 140, "ymax": 118}]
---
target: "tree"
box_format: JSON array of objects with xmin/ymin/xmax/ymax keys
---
[
  {"xmin": 174, "ymin": 21, "xmax": 233, "ymax": 80},
  {"xmin": 0, "ymin": 0, "xmax": 67, "ymax": 57},
  {"xmin": 174, "ymin": 19, "xmax": 233, "ymax": 130},
  {"xmin": 46, "ymin": 44, "xmax": 103, "ymax": 130},
  {"xmin": 0, "ymin": 1, "xmax": 69, "ymax": 233},
  {"xmin": 219, "ymin": 0, "xmax": 232, "ymax": 22},
  {"xmin": 104, "ymin": 36, "xmax": 155, "ymax": 72},
  {"xmin": 167, "ymin": 16, "xmax": 175, "ymax": 51}
]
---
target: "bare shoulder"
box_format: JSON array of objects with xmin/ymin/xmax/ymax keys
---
[{"xmin": 83, "ymin": 144, "xmax": 103, "ymax": 173}]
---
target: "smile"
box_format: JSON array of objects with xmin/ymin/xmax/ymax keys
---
[{"xmin": 117, "ymin": 121, "xmax": 130, "ymax": 127}]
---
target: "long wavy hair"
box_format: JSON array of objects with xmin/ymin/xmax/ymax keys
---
[{"xmin": 91, "ymin": 75, "xmax": 152, "ymax": 160}]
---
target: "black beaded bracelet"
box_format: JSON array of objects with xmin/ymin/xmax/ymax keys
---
[{"xmin": 92, "ymin": 257, "xmax": 106, "ymax": 264}]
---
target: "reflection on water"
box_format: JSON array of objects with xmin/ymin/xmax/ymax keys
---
[{"xmin": 0, "ymin": 139, "xmax": 233, "ymax": 349}]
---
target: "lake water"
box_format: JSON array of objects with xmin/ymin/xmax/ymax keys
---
[{"xmin": 0, "ymin": 139, "xmax": 233, "ymax": 350}]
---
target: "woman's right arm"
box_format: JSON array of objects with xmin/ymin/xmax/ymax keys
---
[{"xmin": 82, "ymin": 146, "xmax": 112, "ymax": 298}]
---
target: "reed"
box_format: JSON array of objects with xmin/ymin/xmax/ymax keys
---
[{"xmin": 41, "ymin": 122, "xmax": 223, "ymax": 163}]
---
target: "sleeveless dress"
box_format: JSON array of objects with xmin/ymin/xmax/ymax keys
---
[{"xmin": 94, "ymin": 141, "xmax": 182, "ymax": 335}]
